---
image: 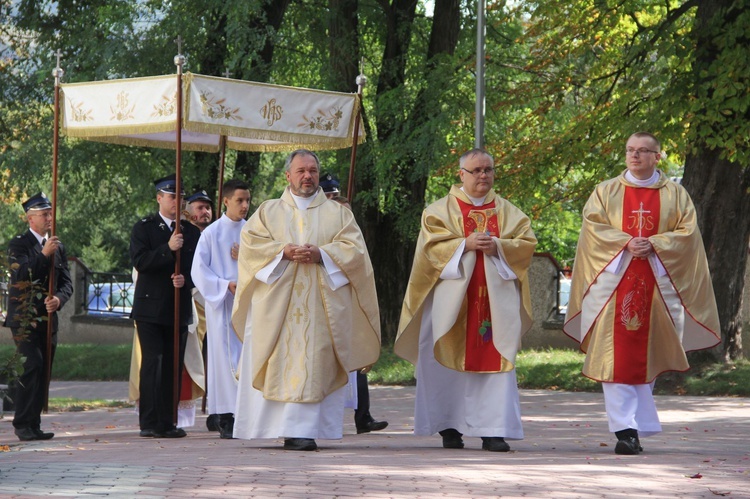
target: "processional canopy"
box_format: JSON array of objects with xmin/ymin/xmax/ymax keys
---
[{"xmin": 60, "ymin": 72, "xmax": 365, "ymax": 152}]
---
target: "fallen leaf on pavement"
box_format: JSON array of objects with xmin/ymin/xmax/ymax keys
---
[{"xmin": 708, "ymin": 489, "xmax": 731, "ymax": 496}]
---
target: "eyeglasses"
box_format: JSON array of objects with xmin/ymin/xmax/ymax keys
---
[
  {"xmin": 626, "ymin": 148, "xmax": 659, "ymax": 156},
  {"xmin": 461, "ymin": 167, "xmax": 495, "ymax": 177}
]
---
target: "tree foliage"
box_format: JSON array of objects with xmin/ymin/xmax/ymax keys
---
[{"xmin": 1, "ymin": 0, "xmax": 748, "ymax": 355}]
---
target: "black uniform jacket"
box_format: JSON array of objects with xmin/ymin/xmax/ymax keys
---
[
  {"xmin": 4, "ymin": 230, "xmax": 73, "ymax": 331},
  {"xmin": 129, "ymin": 213, "xmax": 200, "ymax": 327}
]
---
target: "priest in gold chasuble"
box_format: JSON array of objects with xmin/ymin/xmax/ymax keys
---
[
  {"xmin": 564, "ymin": 132, "xmax": 720, "ymax": 456},
  {"xmin": 396, "ymin": 149, "xmax": 536, "ymax": 452},
  {"xmin": 231, "ymin": 149, "xmax": 381, "ymax": 451}
]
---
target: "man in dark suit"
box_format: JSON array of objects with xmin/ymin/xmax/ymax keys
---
[
  {"xmin": 4, "ymin": 192, "xmax": 73, "ymax": 441},
  {"xmin": 130, "ymin": 174, "xmax": 200, "ymax": 438}
]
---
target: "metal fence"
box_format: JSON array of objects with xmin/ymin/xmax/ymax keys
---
[
  {"xmin": 83, "ymin": 272, "xmax": 134, "ymax": 318},
  {"xmin": 0, "ymin": 276, "xmax": 7, "ymax": 323},
  {"xmin": 556, "ymin": 271, "xmax": 571, "ymax": 316}
]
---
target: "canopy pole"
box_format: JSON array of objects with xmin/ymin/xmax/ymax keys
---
[
  {"xmin": 44, "ymin": 50, "xmax": 64, "ymax": 413},
  {"xmin": 172, "ymin": 37, "xmax": 185, "ymax": 426},
  {"xmin": 217, "ymin": 135, "xmax": 227, "ymax": 213},
  {"xmin": 216, "ymin": 69, "xmax": 232, "ymax": 212},
  {"xmin": 346, "ymin": 62, "xmax": 366, "ymax": 204}
]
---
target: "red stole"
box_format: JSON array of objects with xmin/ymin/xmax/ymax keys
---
[
  {"xmin": 457, "ymin": 198, "xmax": 502, "ymax": 372},
  {"xmin": 179, "ymin": 366, "xmax": 192, "ymax": 402},
  {"xmin": 612, "ymin": 187, "xmax": 660, "ymax": 383}
]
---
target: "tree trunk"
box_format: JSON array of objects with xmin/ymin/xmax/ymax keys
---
[
  {"xmin": 682, "ymin": 0, "xmax": 750, "ymax": 361},
  {"xmin": 359, "ymin": 0, "xmax": 462, "ymax": 344},
  {"xmin": 682, "ymin": 151, "xmax": 750, "ymax": 361}
]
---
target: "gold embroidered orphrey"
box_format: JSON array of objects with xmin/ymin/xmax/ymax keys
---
[
  {"xmin": 300, "ymin": 106, "xmax": 344, "ymax": 131},
  {"xmin": 627, "ymin": 202, "xmax": 653, "ymax": 237},
  {"xmin": 468, "ymin": 208, "xmax": 497, "ymax": 234},
  {"xmin": 151, "ymin": 93, "xmax": 177, "ymax": 117},
  {"xmin": 260, "ymin": 98, "xmax": 283, "ymax": 126},
  {"xmin": 199, "ymin": 91, "xmax": 242, "ymax": 121},
  {"xmin": 110, "ymin": 91, "xmax": 135, "ymax": 122},
  {"xmin": 68, "ymin": 100, "xmax": 94, "ymax": 122}
]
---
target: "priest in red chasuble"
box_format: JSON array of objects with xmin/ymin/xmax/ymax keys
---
[
  {"xmin": 396, "ymin": 148, "xmax": 537, "ymax": 452},
  {"xmin": 564, "ymin": 132, "xmax": 720, "ymax": 456}
]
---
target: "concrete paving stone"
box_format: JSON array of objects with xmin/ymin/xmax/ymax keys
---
[{"xmin": 1, "ymin": 383, "xmax": 749, "ymax": 498}]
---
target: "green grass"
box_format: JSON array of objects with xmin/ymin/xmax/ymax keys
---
[
  {"xmin": 2, "ymin": 344, "xmax": 749, "ymax": 397},
  {"xmin": 47, "ymin": 398, "xmax": 132, "ymax": 411},
  {"xmin": 515, "ymin": 349, "xmax": 601, "ymax": 392},
  {"xmin": 0, "ymin": 343, "xmax": 133, "ymax": 381},
  {"xmin": 368, "ymin": 348, "xmax": 416, "ymax": 385}
]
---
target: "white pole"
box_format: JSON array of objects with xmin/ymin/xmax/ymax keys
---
[{"xmin": 475, "ymin": 0, "xmax": 486, "ymax": 149}]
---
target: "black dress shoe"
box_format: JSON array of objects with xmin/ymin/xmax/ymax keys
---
[
  {"xmin": 615, "ymin": 436, "xmax": 641, "ymax": 455},
  {"xmin": 33, "ymin": 429, "xmax": 54, "ymax": 440},
  {"xmin": 139, "ymin": 429, "xmax": 159, "ymax": 438},
  {"xmin": 439, "ymin": 428, "xmax": 464, "ymax": 449},
  {"xmin": 158, "ymin": 427, "xmax": 187, "ymax": 438},
  {"xmin": 14, "ymin": 428, "xmax": 38, "ymax": 441},
  {"xmin": 219, "ymin": 424, "xmax": 235, "ymax": 439},
  {"xmin": 481, "ymin": 437, "xmax": 510, "ymax": 452},
  {"xmin": 614, "ymin": 429, "xmax": 641, "ymax": 455},
  {"xmin": 206, "ymin": 414, "xmax": 221, "ymax": 432},
  {"xmin": 219, "ymin": 414, "xmax": 235, "ymax": 439},
  {"xmin": 283, "ymin": 438, "xmax": 318, "ymax": 451},
  {"xmin": 356, "ymin": 419, "xmax": 389, "ymax": 434}
]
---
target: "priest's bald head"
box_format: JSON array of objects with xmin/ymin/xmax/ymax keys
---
[
  {"xmin": 285, "ymin": 149, "xmax": 321, "ymax": 198},
  {"xmin": 625, "ymin": 132, "xmax": 661, "ymax": 180}
]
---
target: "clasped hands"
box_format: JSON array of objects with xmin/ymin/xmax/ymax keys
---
[
  {"xmin": 627, "ymin": 237, "xmax": 653, "ymax": 258},
  {"xmin": 465, "ymin": 231, "xmax": 497, "ymax": 255},
  {"xmin": 283, "ymin": 243, "xmax": 321, "ymax": 264}
]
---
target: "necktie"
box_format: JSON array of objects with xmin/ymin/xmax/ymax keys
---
[
  {"xmin": 41, "ymin": 238, "xmax": 47, "ymax": 248},
  {"xmin": 170, "ymin": 221, "xmax": 176, "ymax": 232}
]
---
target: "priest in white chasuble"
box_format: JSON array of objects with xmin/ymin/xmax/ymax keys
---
[
  {"xmin": 395, "ymin": 148, "xmax": 537, "ymax": 453},
  {"xmin": 191, "ymin": 179, "xmax": 251, "ymax": 440},
  {"xmin": 564, "ymin": 132, "xmax": 720, "ymax": 456},
  {"xmin": 231, "ymin": 149, "xmax": 381, "ymax": 451}
]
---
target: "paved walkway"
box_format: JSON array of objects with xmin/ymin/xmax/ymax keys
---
[{"xmin": 1, "ymin": 382, "xmax": 749, "ymax": 498}]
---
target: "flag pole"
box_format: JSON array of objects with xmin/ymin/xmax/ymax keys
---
[
  {"xmin": 474, "ymin": 0, "xmax": 486, "ymax": 149},
  {"xmin": 172, "ymin": 37, "xmax": 185, "ymax": 425},
  {"xmin": 346, "ymin": 63, "xmax": 366, "ymax": 204},
  {"xmin": 44, "ymin": 49, "xmax": 63, "ymax": 413}
]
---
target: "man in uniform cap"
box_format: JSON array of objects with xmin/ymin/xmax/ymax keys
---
[
  {"xmin": 129, "ymin": 174, "xmax": 201, "ymax": 438},
  {"xmin": 328, "ymin": 195, "xmax": 389, "ymax": 435},
  {"xmin": 5, "ymin": 192, "xmax": 73, "ymax": 441},
  {"xmin": 183, "ymin": 188, "xmax": 217, "ymax": 431},
  {"xmin": 319, "ymin": 173, "xmax": 340, "ymax": 199},
  {"xmin": 185, "ymin": 190, "xmax": 214, "ymax": 231}
]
